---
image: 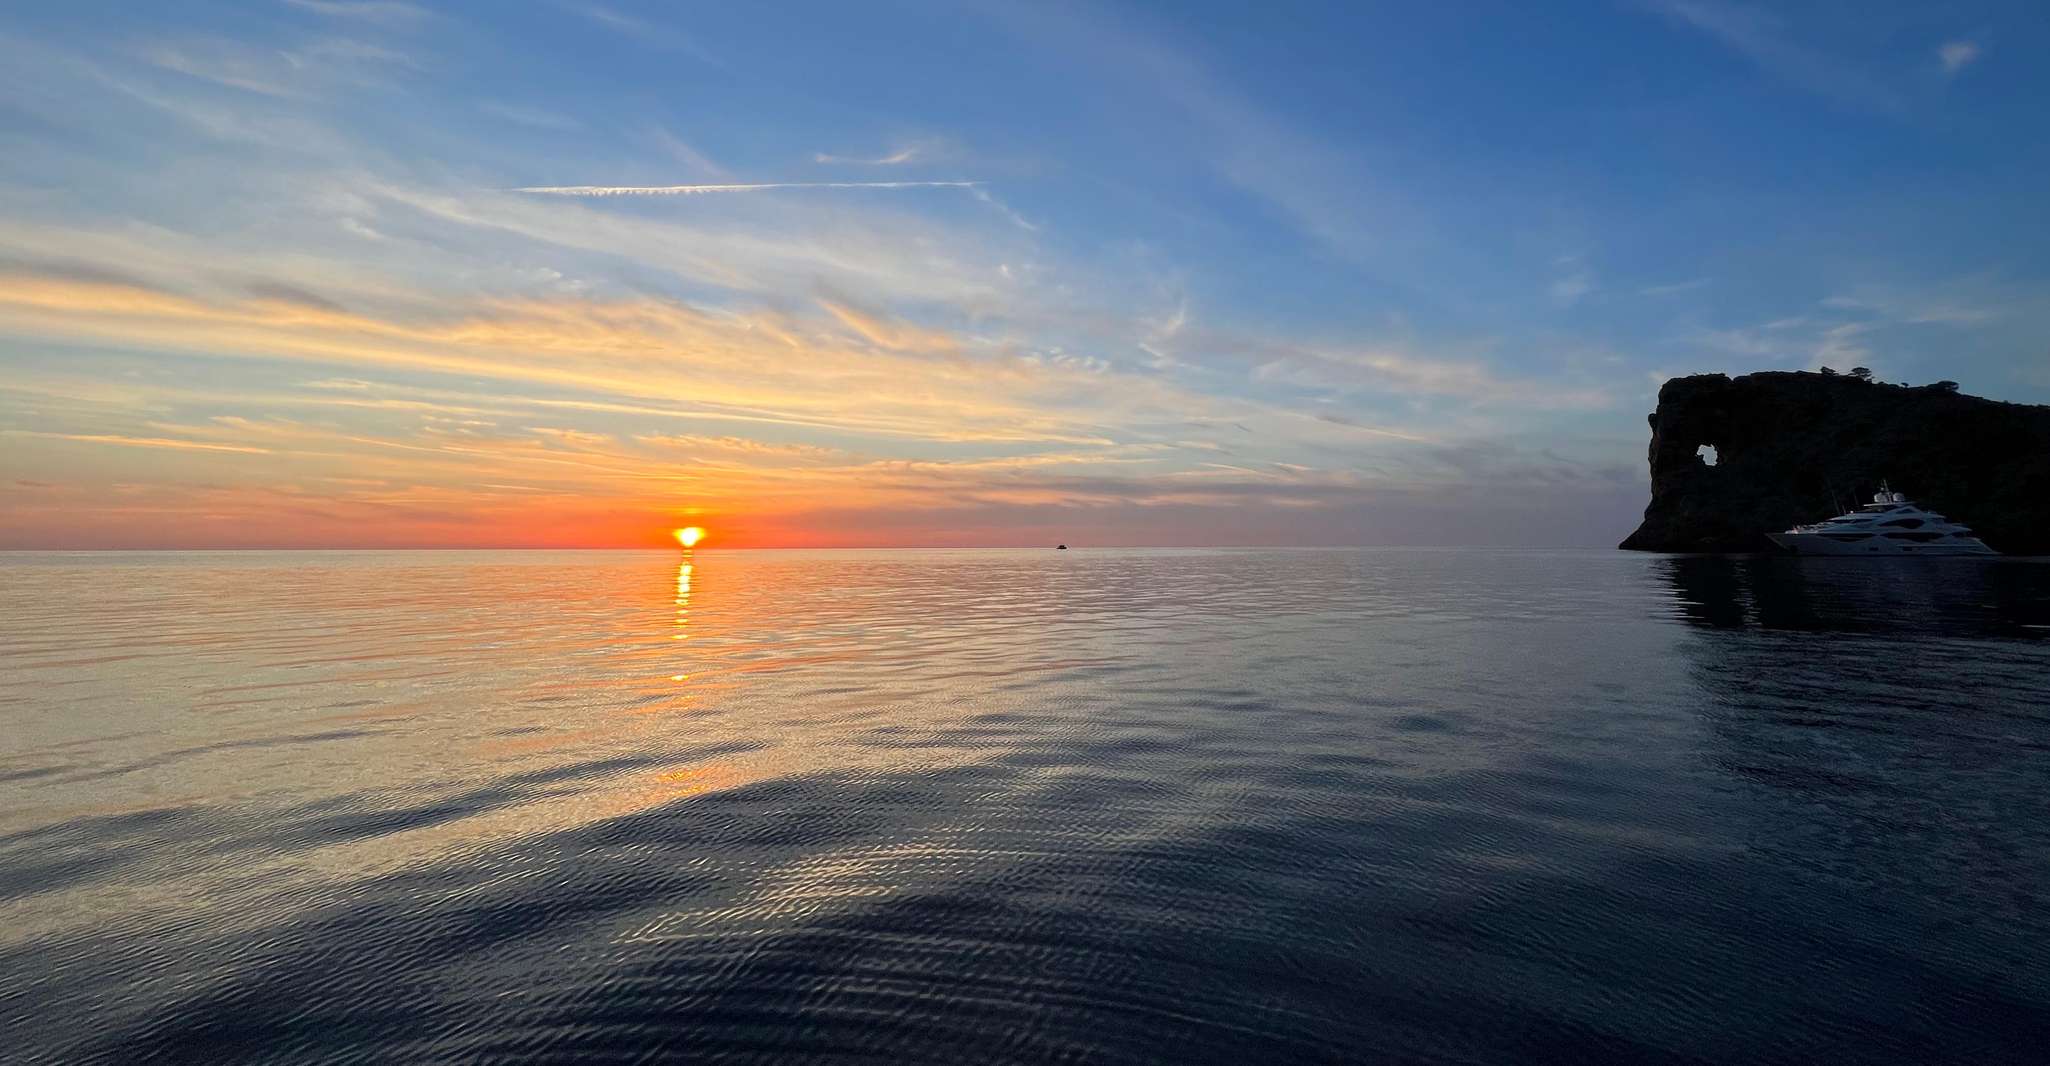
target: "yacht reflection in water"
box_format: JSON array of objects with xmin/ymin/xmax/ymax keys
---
[
  {"xmin": 1658, "ymin": 554, "xmax": 2050, "ymax": 637},
  {"xmin": 1659, "ymin": 553, "xmax": 2050, "ymax": 977}
]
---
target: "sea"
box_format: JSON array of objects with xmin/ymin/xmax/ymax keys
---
[{"xmin": 3, "ymin": 548, "xmax": 2048, "ymax": 1064}]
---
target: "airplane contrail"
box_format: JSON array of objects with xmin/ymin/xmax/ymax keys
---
[{"xmin": 509, "ymin": 181, "xmax": 981, "ymax": 197}]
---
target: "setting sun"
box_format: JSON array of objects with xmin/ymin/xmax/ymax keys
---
[{"xmin": 673, "ymin": 527, "xmax": 706, "ymax": 549}]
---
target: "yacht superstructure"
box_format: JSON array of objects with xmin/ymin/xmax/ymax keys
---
[{"xmin": 1767, "ymin": 484, "xmax": 1996, "ymax": 556}]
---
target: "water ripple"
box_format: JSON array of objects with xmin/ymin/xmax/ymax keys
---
[{"xmin": 2, "ymin": 549, "xmax": 2048, "ymax": 1063}]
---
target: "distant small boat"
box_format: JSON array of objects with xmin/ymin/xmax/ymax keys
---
[
  {"xmin": 1056, "ymin": 544, "xmax": 1068, "ymax": 550},
  {"xmin": 1767, "ymin": 483, "xmax": 1995, "ymax": 556}
]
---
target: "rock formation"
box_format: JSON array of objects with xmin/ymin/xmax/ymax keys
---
[{"xmin": 1620, "ymin": 371, "xmax": 2050, "ymax": 554}]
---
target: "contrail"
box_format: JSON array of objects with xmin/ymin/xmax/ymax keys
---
[{"xmin": 509, "ymin": 181, "xmax": 981, "ymax": 197}]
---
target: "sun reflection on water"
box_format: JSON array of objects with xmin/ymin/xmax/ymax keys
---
[{"xmin": 674, "ymin": 560, "xmax": 692, "ymax": 641}]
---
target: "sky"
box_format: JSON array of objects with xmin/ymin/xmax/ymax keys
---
[{"xmin": 2, "ymin": 0, "xmax": 2046, "ymax": 548}]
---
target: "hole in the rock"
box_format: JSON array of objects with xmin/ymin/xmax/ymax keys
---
[{"xmin": 1697, "ymin": 444, "xmax": 1719, "ymax": 467}]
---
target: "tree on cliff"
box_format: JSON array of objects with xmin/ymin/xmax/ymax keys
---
[{"xmin": 1850, "ymin": 367, "xmax": 1873, "ymax": 381}]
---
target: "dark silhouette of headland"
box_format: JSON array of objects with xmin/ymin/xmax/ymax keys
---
[{"xmin": 1620, "ymin": 371, "xmax": 2050, "ymax": 554}]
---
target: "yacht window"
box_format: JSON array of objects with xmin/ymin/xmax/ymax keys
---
[
  {"xmin": 1820, "ymin": 533, "xmax": 1873, "ymax": 542},
  {"xmin": 1884, "ymin": 532, "xmax": 1945, "ymax": 543},
  {"xmin": 1879, "ymin": 518, "xmax": 1923, "ymax": 528}
]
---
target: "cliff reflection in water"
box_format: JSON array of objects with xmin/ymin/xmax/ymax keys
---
[
  {"xmin": 1658, "ymin": 552, "xmax": 2050, "ymax": 1000},
  {"xmin": 1660, "ymin": 554, "xmax": 2050, "ymax": 637}
]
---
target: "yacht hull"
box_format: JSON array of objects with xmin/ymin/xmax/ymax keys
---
[{"xmin": 1767, "ymin": 532, "xmax": 1997, "ymax": 556}]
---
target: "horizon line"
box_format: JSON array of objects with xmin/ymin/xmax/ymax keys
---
[{"xmin": 0, "ymin": 544, "xmax": 1620, "ymax": 552}]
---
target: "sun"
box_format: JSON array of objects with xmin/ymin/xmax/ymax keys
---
[{"xmin": 673, "ymin": 526, "xmax": 706, "ymax": 549}]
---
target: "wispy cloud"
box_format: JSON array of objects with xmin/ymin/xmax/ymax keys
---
[
  {"xmin": 1640, "ymin": 278, "xmax": 1711, "ymax": 297},
  {"xmin": 508, "ymin": 181, "xmax": 982, "ymax": 197},
  {"xmin": 814, "ymin": 145, "xmax": 924, "ymax": 166},
  {"xmin": 974, "ymin": 3, "xmax": 1470, "ymax": 303},
  {"xmin": 1938, "ymin": 40, "xmax": 1982, "ymax": 77},
  {"xmin": 3, "ymin": 430, "xmax": 272, "ymax": 454},
  {"xmin": 650, "ymin": 128, "xmax": 729, "ymax": 178},
  {"xmin": 283, "ymin": 0, "xmax": 430, "ymax": 25},
  {"xmin": 970, "ymin": 186, "xmax": 1039, "ymax": 231},
  {"xmin": 143, "ymin": 43, "xmax": 305, "ymax": 97},
  {"xmin": 1550, "ymin": 257, "xmax": 1596, "ymax": 306},
  {"xmin": 1642, "ymin": 0, "xmax": 1905, "ymax": 114},
  {"xmin": 1250, "ymin": 344, "xmax": 1612, "ymax": 411},
  {"xmin": 140, "ymin": 34, "xmax": 417, "ymax": 98},
  {"xmin": 567, "ymin": 4, "xmax": 722, "ymax": 65},
  {"xmin": 1, "ymin": 253, "xmax": 1637, "ymax": 544},
  {"xmin": 1678, "ymin": 278, "xmax": 2030, "ymax": 376},
  {"xmin": 479, "ymin": 102, "xmax": 580, "ymax": 131},
  {"xmin": 0, "ymin": 268, "xmax": 1166, "ymax": 446},
  {"xmin": 818, "ymin": 299, "xmax": 962, "ymax": 355},
  {"xmin": 1821, "ymin": 282, "xmax": 2013, "ymax": 326}
]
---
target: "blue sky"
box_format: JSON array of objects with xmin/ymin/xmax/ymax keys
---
[{"xmin": 1, "ymin": 0, "xmax": 2045, "ymax": 547}]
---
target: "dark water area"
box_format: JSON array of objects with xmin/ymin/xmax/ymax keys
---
[{"xmin": 2, "ymin": 549, "xmax": 2048, "ymax": 1064}]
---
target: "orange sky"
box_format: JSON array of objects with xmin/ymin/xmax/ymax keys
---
[{"xmin": 0, "ymin": 266, "xmax": 1640, "ymax": 548}]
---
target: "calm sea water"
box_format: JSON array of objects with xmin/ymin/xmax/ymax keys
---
[{"xmin": 3, "ymin": 549, "xmax": 2048, "ymax": 1063}]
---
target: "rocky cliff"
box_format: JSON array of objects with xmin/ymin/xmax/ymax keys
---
[{"xmin": 1619, "ymin": 372, "xmax": 2050, "ymax": 554}]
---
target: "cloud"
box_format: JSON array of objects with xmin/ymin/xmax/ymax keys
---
[
  {"xmin": 1678, "ymin": 278, "xmax": 2033, "ymax": 376},
  {"xmin": 245, "ymin": 281, "xmax": 348, "ymax": 312},
  {"xmin": 507, "ymin": 181, "xmax": 982, "ymax": 197},
  {"xmin": 814, "ymin": 146, "xmax": 924, "ymax": 166},
  {"xmin": 1641, "ymin": 0, "xmax": 1905, "ymax": 114},
  {"xmin": 0, "ymin": 22, "xmax": 1664, "ymax": 549},
  {"xmin": 567, "ymin": 4, "xmax": 722, "ymax": 65},
  {"xmin": 282, "ymin": 0, "xmax": 430, "ymax": 25},
  {"xmin": 969, "ymin": 186, "xmax": 1039, "ymax": 232},
  {"xmin": 818, "ymin": 299, "xmax": 962, "ymax": 355},
  {"xmin": 1550, "ymin": 259, "xmax": 1596, "ymax": 306},
  {"xmin": 139, "ymin": 34, "xmax": 417, "ymax": 98},
  {"xmin": 5, "ymin": 166, "xmax": 1015, "ymax": 311},
  {"xmin": 2, "ymin": 430, "xmax": 272, "ymax": 454},
  {"xmin": 1249, "ymin": 343, "xmax": 1612, "ymax": 412},
  {"xmin": 143, "ymin": 43, "xmax": 305, "ymax": 98},
  {"xmin": 1640, "ymin": 278, "xmax": 1711, "ymax": 297},
  {"xmin": 1306, "ymin": 412, "xmax": 1437, "ymax": 444},
  {"xmin": 971, "ymin": 3, "xmax": 1475, "ymax": 304},
  {"xmin": 650, "ymin": 128, "xmax": 729, "ymax": 178},
  {"xmin": 0, "ymin": 256, "xmax": 1649, "ymax": 546},
  {"xmin": 1826, "ymin": 279, "xmax": 2031, "ymax": 328},
  {"xmin": 479, "ymin": 102, "xmax": 581, "ymax": 131},
  {"xmin": 634, "ymin": 433, "xmax": 845, "ymax": 464},
  {"xmin": 0, "ymin": 268, "xmax": 1183, "ymax": 446},
  {"xmin": 1938, "ymin": 40, "xmax": 1982, "ymax": 76}
]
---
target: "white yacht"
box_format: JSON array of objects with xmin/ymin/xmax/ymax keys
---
[{"xmin": 1768, "ymin": 484, "xmax": 1996, "ymax": 556}]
